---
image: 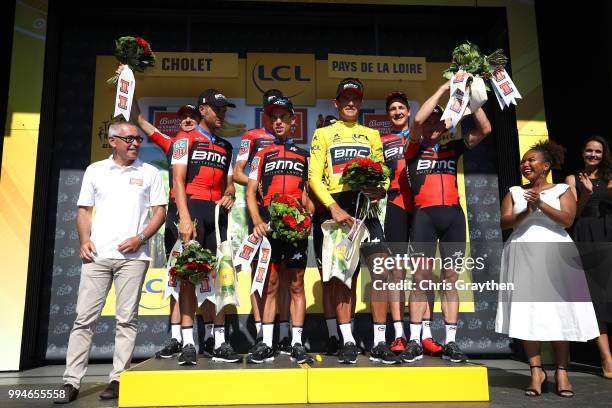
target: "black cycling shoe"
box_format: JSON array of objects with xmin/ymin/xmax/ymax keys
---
[
  {"xmin": 248, "ymin": 339, "xmax": 264, "ymax": 354},
  {"xmin": 212, "ymin": 342, "xmax": 242, "ymax": 363},
  {"xmin": 326, "ymin": 336, "xmax": 340, "ymax": 356},
  {"xmin": 442, "ymin": 341, "xmax": 468, "ymax": 363},
  {"xmin": 247, "ymin": 342, "xmax": 275, "ymax": 364},
  {"xmin": 277, "ymin": 337, "xmax": 292, "ymax": 355},
  {"xmin": 155, "ymin": 338, "xmax": 182, "ymax": 359},
  {"xmin": 291, "ymin": 343, "xmax": 314, "ymax": 364},
  {"xmin": 200, "ymin": 337, "xmax": 215, "ymax": 358},
  {"xmin": 399, "ymin": 340, "xmax": 424, "ymax": 363},
  {"xmin": 370, "ymin": 341, "xmax": 401, "ymax": 365},
  {"xmin": 338, "ymin": 342, "xmax": 359, "ymax": 364},
  {"xmin": 178, "ymin": 343, "xmax": 197, "ymax": 366}
]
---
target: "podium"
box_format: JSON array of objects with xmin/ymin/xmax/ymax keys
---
[{"xmin": 119, "ymin": 354, "xmax": 488, "ymax": 406}]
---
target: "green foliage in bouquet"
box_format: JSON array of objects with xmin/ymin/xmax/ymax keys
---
[
  {"xmin": 340, "ymin": 157, "xmax": 390, "ymax": 190},
  {"xmin": 169, "ymin": 241, "xmax": 217, "ymax": 285},
  {"xmin": 268, "ymin": 194, "xmax": 312, "ymax": 244},
  {"xmin": 442, "ymin": 41, "xmax": 508, "ymax": 89},
  {"xmin": 107, "ymin": 36, "xmax": 156, "ymax": 84},
  {"xmin": 339, "ymin": 156, "xmax": 390, "ymax": 217}
]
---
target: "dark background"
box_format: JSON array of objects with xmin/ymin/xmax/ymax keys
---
[
  {"xmin": 534, "ymin": 0, "xmax": 612, "ymax": 366},
  {"xmin": 535, "ymin": 0, "xmax": 612, "ymax": 180}
]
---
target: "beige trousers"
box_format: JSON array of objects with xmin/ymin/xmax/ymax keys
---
[{"xmin": 62, "ymin": 258, "xmax": 149, "ymax": 388}]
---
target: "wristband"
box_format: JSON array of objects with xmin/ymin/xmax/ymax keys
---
[{"xmin": 137, "ymin": 232, "xmax": 147, "ymax": 243}]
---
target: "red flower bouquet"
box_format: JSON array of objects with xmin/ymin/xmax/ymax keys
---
[
  {"xmin": 268, "ymin": 194, "xmax": 311, "ymax": 244},
  {"xmin": 168, "ymin": 241, "xmax": 217, "ymax": 285},
  {"xmin": 107, "ymin": 36, "xmax": 156, "ymax": 84},
  {"xmin": 339, "ymin": 156, "xmax": 390, "ymax": 216},
  {"xmin": 340, "ymin": 157, "xmax": 390, "ymax": 189}
]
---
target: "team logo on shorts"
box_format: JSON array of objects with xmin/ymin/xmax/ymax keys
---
[{"xmin": 173, "ymin": 139, "xmax": 188, "ymax": 160}]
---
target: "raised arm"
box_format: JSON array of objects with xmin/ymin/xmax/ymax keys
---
[
  {"xmin": 411, "ymin": 81, "xmax": 451, "ymax": 141},
  {"xmin": 464, "ymin": 107, "xmax": 492, "ymax": 148},
  {"xmin": 133, "ymin": 102, "xmax": 157, "ymax": 137}
]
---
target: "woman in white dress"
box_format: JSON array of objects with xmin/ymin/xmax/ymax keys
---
[{"xmin": 495, "ymin": 141, "xmax": 599, "ymax": 398}]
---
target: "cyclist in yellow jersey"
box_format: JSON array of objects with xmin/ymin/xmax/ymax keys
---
[{"xmin": 309, "ymin": 78, "xmax": 399, "ymax": 364}]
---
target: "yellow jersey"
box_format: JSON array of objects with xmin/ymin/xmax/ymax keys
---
[{"xmin": 308, "ymin": 120, "xmax": 388, "ymax": 208}]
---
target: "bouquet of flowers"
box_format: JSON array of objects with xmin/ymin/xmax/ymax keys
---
[
  {"xmin": 107, "ymin": 36, "xmax": 156, "ymax": 84},
  {"xmin": 441, "ymin": 41, "xmax": 520, "ymax": 117},
  {"xmin": 340, "ymin": 157, "xmax": 390, "ymax": 216},
  {"xmin": 268, "ymin": 194, "xmax": 312, "ymax": 244},
  {"xmin": 168, "ymin": 241, "xmax": 217, "ymax": 285},
  {"xmin": 442, "ymin": 41, "xmax": 508, "ymax": 90}
]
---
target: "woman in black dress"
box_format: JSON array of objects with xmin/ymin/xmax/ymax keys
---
[{"xmin": 565, "ymin": 135, "xmax": 612, "ymax": 378}]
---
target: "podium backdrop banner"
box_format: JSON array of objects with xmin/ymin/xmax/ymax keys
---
[{"xmin": 47, "ymin": 45, "xmax": 510, "ymax": 359}]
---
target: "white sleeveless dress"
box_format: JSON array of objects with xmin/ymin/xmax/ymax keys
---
[{"xmin": 495, "ymin": 184, "xmax": 599, "ymax": 341}]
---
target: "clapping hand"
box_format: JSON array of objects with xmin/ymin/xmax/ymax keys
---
[
  {"xmin": 524, "ymin": 190, "xmax": 541, "ymax": 210},
  {"xmin": 578, "ymin": 173, "xmax": 593, "ymax": 195}
]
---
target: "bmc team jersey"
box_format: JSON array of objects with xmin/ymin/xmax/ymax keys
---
[
  {"xmin": 381, "ymin": 130, "xmax": 413, "ymax": 212},
  {"xmin": 171, "ymin": 126, "xmax": 233, "ymax": 202},
  {"xmin": 404, "ymin": 131, "xmax": 469, "ymax": 209},
  {"xmin": 149, "ymin": 129, "xmax": 193, "ymax": 199},
  {"xmin": 248, "ymin": 140, "xmax": 309, "ymax": 207},
  {"xmin": 309, "ymin": 120, "xmax": 386, "ymax": 208},
  {"xmin": 236, "ymin": 127, "xmax": 275, "ymax": 164}
]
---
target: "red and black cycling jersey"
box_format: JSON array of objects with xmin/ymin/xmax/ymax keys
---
[
  {"xmin": 171, "ymin": 126, "xmax": 233, "ymax": 202},
  {"xmin": 381, "ymin": 130, "xmax": 413, "ymax": 212},
  {"xmin": 248, "ymin": 140, "xmax": 309, "ymax": 207},
  {"xmin": 404, "ymin": 137, "xmax": 469, "ymax": 209},
  {"xmin": 149, "ymin": 129, "xmax": 193, "ymax": 199},
  {"xmin": 236, "ymin": 127, "xmax": 275, "ymax": 165}
]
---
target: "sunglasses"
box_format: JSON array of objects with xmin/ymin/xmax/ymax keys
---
[{"xmin": 112, "ymin": 135, "xmax": 143, "ymax": 144}]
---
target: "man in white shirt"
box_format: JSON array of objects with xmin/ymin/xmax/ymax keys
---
[{"xmin": 54, "ymin": 121, "xmax": 167, "ymax": 404}]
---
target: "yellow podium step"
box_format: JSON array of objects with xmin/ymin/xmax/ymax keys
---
[
  {"xmin": 119, "ymin": 354, "xmax": 488, "ymax": 406},
  {"xmin": 118, "ymin": 357, "xmax": 307, "ymax": 407},
  {"xmin": 307, "ymin": 355, "xmax": 489, "ymax": 403}
]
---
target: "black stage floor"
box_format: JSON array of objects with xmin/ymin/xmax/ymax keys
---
[{"xmin": 1, "ymin": 359, "xmax": 611, "ymax": 407}]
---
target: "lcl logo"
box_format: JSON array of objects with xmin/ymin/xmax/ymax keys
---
[
  {"xmin": 247, "ymin": 53, "xmax": 315, "ymax": 105},
  {"xmin": 251, "ymin": 62, "xmax": 312, "ymax": 96},
  {"xmin": 139, "ymin": 277, "xmax": 168, "ymax": 311},
  {"xmin": 255, "ymin": 64, "xmax": 311, "ymax": 82}
]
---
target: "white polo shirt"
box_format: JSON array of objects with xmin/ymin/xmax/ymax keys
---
[{"xmin": 77, "ymin": 156, "xmax": 167, "ymax": 260}]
